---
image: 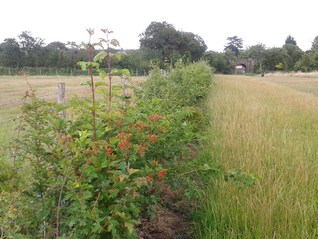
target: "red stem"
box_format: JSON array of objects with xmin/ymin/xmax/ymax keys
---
[
  {"xmin": 107, "ymin": 44, "xmax": 112, "ymax": 112},
  {"xmin": 88, "ymin": 44, "xmax": 97, "ymax": 142}
]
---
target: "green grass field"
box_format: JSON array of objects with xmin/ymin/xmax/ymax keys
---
[{"xmin": 198, "ymin": 74, "xmax": 318, "ymax": 238}]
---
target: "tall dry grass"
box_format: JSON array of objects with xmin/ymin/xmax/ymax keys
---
[{"xmin": 198, "ymin": 75, "xmax": 318, "ymax": 238}]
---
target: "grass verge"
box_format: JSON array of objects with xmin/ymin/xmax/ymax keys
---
[{"xmin": 196, "ymin": 75, "xmax": 318, "ymax": 238}]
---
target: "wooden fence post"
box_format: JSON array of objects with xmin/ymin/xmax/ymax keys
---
[{"xmin": 58, "ymin": 83, "xmax": 66, "ymax": 119}]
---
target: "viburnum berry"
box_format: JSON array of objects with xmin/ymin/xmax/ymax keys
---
[
  {"xmin": 157, "ymin": 170, "xmax": 167, "ymax": 180},
  {"xmin": 146, "ymin": 134, "xmax": 158, "ymax": 143},
  {"xmin": 148, "ymin": 114, "xmax": 163, "ymax": 122}
]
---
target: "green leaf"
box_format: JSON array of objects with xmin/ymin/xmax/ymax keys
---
[
  {"xmin": 125, "ymin": 222, "xmax": 134, "ymax": 234},
  {"xmin": 95, "ymin": 81, "xmax": 107, "ymax": 88},
  {"xmin": 127, "ymin": 168, "xmax": 139, "ymax": 176},
  {"xmin": 111, "ymin": 68, "xmax": 119, "ymax": 75},
  {"xmin": 78, "ymin": 61, "xmax": 88, "ymax": 71},
  {"xmin": 118, "ymin": 69, "xmax": 131, "ymax": 77},
  {"xmin": 81, "ymin": 80, "xmax": 92, "ymax": 87},
  {"xmin": 73, "ymin": 181, "xmax": 80, "ymax": 188},
  {"xmin": 113, "ymin": 53, "xmax": 123, "ymax": 61},
  {"xmin": 117, "ymin": 212, "xmax": 126, "ymax": 219},
  {"xmin": 119, "ymin": 161, "xmax": 127, "ymax": 172},
  {"xmin": 98, "ymin": 69, "xmax": 107, "ymax": 79},
  {"xmin": 83, "ymin": 190, "xmax": 92, "ymax": 200},
  {"xmin": 110, "ymin": 137, "xmax": 120, "ymax": 145},
  {"xmin": 55, "ymin": 104, "xmax": 71, "ymax": 111},
  {"xmin": 94, "ymin": 51, "xmax": 107, "ymax": 63}
]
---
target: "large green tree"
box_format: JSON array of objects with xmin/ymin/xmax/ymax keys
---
[{"xmin": 139, "ymin": 21, "xmax": 207, "ymax": 66}]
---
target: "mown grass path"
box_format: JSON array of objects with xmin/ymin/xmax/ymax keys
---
[{"xmin": 199, "ymin": 75, "xmax": 318, "ymax": 238}]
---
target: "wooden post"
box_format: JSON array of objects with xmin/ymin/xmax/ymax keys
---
[{"xmin": 58, "ymin": 83, "xmax": 66, "ymax": 119}]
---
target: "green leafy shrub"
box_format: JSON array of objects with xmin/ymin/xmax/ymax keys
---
[{"xmin": 140, "ymin": 61, "xmax": 214, "ymax": 110}]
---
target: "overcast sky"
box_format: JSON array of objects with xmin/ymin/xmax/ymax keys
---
[{"xmin": 1, "ymin": 0, "xmax": 317, "ymax": 52}]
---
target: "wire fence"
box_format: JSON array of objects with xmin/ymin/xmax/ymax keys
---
[
  {"xmin": 0, "ymin": 67, "xmax": 148, "ymax": 77},
  {"xmin": 0, "ymin": 85, "xmax": 91, "ymax": 117},
  {"xmin": 0, "ymin": 85, "xmax": 93, "ymax": 157},
  {"xmin": 0, "ymin": 74, "xmax": 138, "ymax": 156}
]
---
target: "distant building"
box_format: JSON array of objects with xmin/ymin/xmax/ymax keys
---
[{"xmin": 234, "ymin": 58, "xmax": 254, "ymax": 74}]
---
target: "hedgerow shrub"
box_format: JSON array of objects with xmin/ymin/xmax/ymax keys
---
[{"xmin": 140, "ymin": 61, "xmax": 214, "ymax": 110}]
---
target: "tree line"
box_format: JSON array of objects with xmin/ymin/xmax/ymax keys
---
[
  {"xmin": 205, "ymin": 35, "xmax": 318, "ymax": 74},
  {"xmin": 0, "ymin": 22, "xmax": 207, "ymax": 75},
  {"xmin": 1, "ymin": 22, "xmax": 318, "ymax": 75}
]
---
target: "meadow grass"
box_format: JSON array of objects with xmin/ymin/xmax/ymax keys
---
[{"xmin": 198, "ymin": 74, "xmax": 318, "ymax": 238}]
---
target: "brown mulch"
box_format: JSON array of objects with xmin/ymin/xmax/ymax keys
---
[
  {"xmin": 138, "ymin": 208, "xmax": 192, "ymax": 239},
  {"xmin": 137, "ymin": 182, "xmax": 194, "ymax": 239}
]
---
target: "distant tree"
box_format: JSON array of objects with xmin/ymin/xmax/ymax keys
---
[
  {"xmin": 18, "ymin": 31, "xmax": 45, "ymax": 66},
  {"xmin": 66, "ymin": 41, "xmax": 80, "ymax": 50},
  {"xmin": 224, "ymin": 36, "xmax": 243, "ymax": 56},
  {"xmin": 311, "ymin": 36, "xmax": 318, "ymax": 52},
  {"xmin": 283, "ymin": 43, "xmax": 303, "ymax": 70},
  {"xmin": 139, "ymin": 21, "xmax": 207, "ymax": 66},
  {"xmin": 204, "ymin": 51, "xmax": 232, "ymax": 74},
  {"xmin": 121, "ymin": 49, "xmax": 153, "ymax": 74},
  {"xmin": 0, "ymin": 38, "xmax": 22, "ymax": 67},
  {"xmin": 262, "ymin": 47, "xmax": 288, "ymax": 71},
  {"xmin": 294, "ymin": 53, "xmax": 317, "ymax": 72},
  {"xmin": 242, "ymin": 43, "xmax": 266, "ymax": 73},
  {"xmin": 47, "ymin": 41, "xmax": 67, "ymax": 50},
  {"xmin": 285, "ymin": 35, "xmax": 297, "ymax": 45}
]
